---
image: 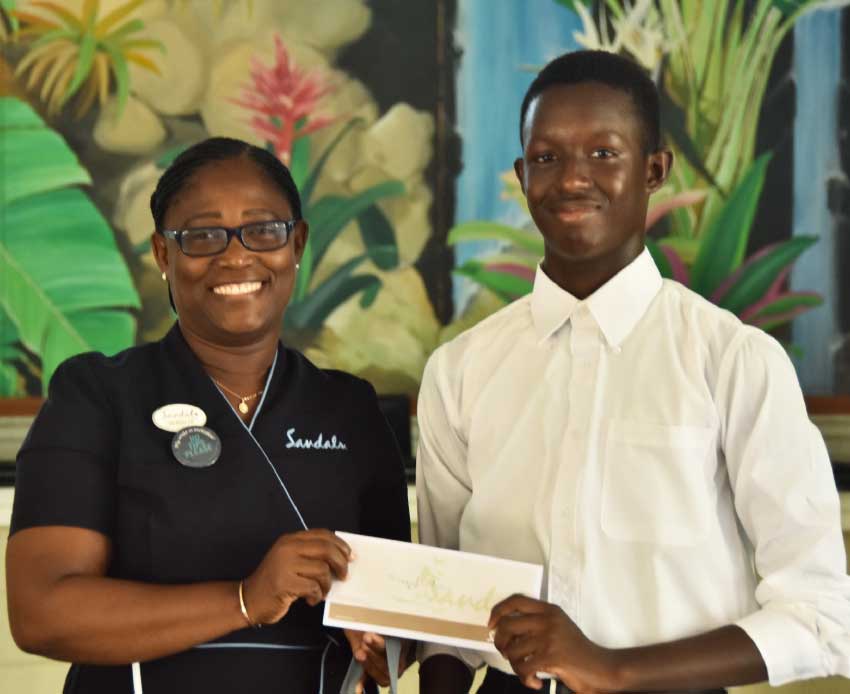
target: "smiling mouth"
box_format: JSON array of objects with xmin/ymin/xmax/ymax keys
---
[
  {"xmin": 554, "ymin": 204, "xmax": 600, "ymax": 222},
  {"xmin": 211, "ymin": 281, "xmax": 264, "ymax": 296}
]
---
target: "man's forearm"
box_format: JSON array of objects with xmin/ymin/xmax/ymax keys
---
[
  {"xmin": 419, "ymin": 654, "xmax": 474, "ymax": 694},
  {"xmin": 611, "ymin": 625, "xmax": 767, "ymax": 692}
]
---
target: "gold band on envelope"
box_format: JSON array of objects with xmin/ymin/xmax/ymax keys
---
[{"xmin": 328, "ymin": 603, "xmax": 490, "ymax": 642}]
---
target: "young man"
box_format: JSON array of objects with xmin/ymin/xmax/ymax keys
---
[{"xmin": 416, "ymin": 50, "xmax": 850, "ymax": 694}]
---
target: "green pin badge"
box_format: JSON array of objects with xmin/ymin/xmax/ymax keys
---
[{"xmin": 172, "ymin": 426, "xmax": 221, "ymax": 468}]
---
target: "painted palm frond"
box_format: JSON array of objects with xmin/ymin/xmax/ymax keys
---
[
  {"xmin": 12, "ymin": 0, "xmax": 162, "ymax": 117},
  {"xmin": 0, "ymin": 97, "xmax": 140, "ymax": 393}
]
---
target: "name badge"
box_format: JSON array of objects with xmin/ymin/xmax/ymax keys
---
[{"xmin": 153, "ymin": 404, "xmax": 207, "ymax": 432}]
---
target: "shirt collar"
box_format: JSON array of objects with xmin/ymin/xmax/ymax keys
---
[{"xmin": 530, "ymin": 247, "xmax": 663, "ymax": 347}]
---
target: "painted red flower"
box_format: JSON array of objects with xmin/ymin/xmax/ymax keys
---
[{"xmin": 232, "ymin": 35, "xmax": 334, "ymax": 165}]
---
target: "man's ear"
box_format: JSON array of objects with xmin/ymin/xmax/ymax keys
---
[
  {"xmin": 151, "ymin": 231, "xmax": 169, "ymax": 274},
  {"xmin": 646, "ymin": 148, "xmax": 673, "ymax": 193},
  {"xmin": 514, "ymin": 157, "xmax": 527, "ymax": 195}
]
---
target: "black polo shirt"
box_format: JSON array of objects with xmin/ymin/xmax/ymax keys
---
[{"xmin": 11, "ymin": 324, "xmax": 411, "ymax": 693}]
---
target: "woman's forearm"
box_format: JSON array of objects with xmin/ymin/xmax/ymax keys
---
[
  {"xmin": 10, "ymin": 573, "xmax": 248, "ymax": 664},
  {"xmin": 7, "ymin": 527, "xmax": 249, "ymax": 664}
]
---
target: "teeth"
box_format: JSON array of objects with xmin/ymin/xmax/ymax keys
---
[{"xmin": 212, "ymin": 282, "xmax": 262, "ymax": 296}]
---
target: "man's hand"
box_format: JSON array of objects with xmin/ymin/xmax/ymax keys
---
[
  {"xmin": 343, "ymin": 630, "xmax": 413, "ymax": 692},
  {"xmin": 489, "ymin": 594, "xmax": 618, "ymax": 693}
]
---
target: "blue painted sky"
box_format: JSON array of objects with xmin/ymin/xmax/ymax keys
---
[{"xmin": 453, "ymin": 0, "xmax": 582, "ymax": 309}]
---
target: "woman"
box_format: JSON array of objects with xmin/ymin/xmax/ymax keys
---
[{"xmin": 6, "ymin": 137, "xmax": 411, "ymax": 693}]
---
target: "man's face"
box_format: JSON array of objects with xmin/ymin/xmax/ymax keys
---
[{"xmin": 515, "ymin": 81, "xmax": 668, "ymax": 273}]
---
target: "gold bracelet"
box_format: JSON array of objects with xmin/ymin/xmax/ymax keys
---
[{"xmin": 238, "ymin": 580, "xmax": 260, "ymax": 628}]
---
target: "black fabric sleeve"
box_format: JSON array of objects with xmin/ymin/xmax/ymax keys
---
[
  {"xmin": 356, "ymin": 381, "xmax": 411, "ymax": 544},
  {"xmin": 10, "ymin": 355, "xmax": 118, "ymax": 537}
]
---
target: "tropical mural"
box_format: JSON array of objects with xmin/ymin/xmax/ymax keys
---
[{"xmin": 1, "ymin": 0, "xmax": 848, "ymax": 400}]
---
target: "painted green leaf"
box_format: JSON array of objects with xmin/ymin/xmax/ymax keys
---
[
  {"xmin": 716, "ymin": 236, "xmax": 818, "ymax": 314},
  {"xmin": 3, "ymin": 188, "xmax": 140, "ymax": 390},
  {"xmin": 553, "ymin": 0, "xmax": 580, "ymax": 11},
  {"xmin": 285, "ymin": 255, "xmax": 378, "ymax": 330},
  {"xmin": 645, "ymin": 238, "xmax": 673, "ymax": 279},
  {"xmin": 659, "ymin": 89, "xmax": 724, "ymax": 192},
  {"xmin": 0, "ymin": 359, "xmax": 19, "ymax": 397},
  {"xmin": 293, "ymin": 232, "xmax": 314, "ymax": 301},
  {"xmin": 689, "ymin": 152, "xmax": 772, "ymax": 297},
  {"xmin": 359, "ymin": 281, "xmax": 381, "ymax": 308},
  {"xmin": 31, "ymin": 28, "xmax": 77, "ymax": 51},
  {"xmin": 104, "ymin": 17, "xmax": 145, "ymax": 43},
  {"xmin": 657, "ymin": 235, "xmax": 701, "ymax": 264},
  {"xmin": 454, "ymin": 260, "xmax": 533, "ymax": 303},
  {"xmin": 0, "ymin": 307, "xmax": 23, "ymax": 397},
  {"xmin": 102, "ymin": 43, "xmax": 130, "ymax": 114},
  {"xmin": 749, "ymin": 295, "xmax": 823, "ymax": 332},
  {"xmin": 357, "ymin": 204, "xmax": 399, "ymax": 270},
  {"xmin": 769, "ymin": 0, "xmax": 816, "ymax": 17},
  {"xmin": 1, "ymin": 0, "xmax": 20, "ymax": 34},
  {"xmin": 475, "ymin": 250, "xmax": 540, "ymax": 270},
  {"xmin": 447, "ymin": 221, "xmax": 544, "ymax": 255},
  {"xmin": 0, "ymin": 97, "xmax": 91, "ymax": 205},
  {"xmin": 1, "ymin": 98, "xmax": 140, "ymax": 392},
  {"xmin": 305, "ymin": 180, "xmax": 404, "ymax": 273},
  {"xmin": 155, "ymin": 144, "xmax": 185, "ymax": 169},
  {"xmin": 299, "ymin": 118, "xmax": 362, "ymax": 204},
  {"xmin": 65, "ymin": 29, "xmax": 97, "ymax": 100},
  {"xmin": 289, "ymin": 132, "xmax": 310, "ymax": 190},
  {"xmin": 751, "ymin": 291, "xmax": 823, "ymax": 318}
]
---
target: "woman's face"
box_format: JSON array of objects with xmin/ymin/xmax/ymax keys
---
[{"xmin": 152, "ymin": 156, "xmax": 307, "ymax": 346}]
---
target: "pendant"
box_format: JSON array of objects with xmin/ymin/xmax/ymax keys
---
[{"xmin": 238, "ymin": 400, "xmax": 249, "ymax": 414}]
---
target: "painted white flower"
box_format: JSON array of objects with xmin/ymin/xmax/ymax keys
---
[
  {"xmin": 572, "ymin": 0, "xmax": 673, "ymax": 74},
  {"xmin": 572, "ymin": 2, "xmax": 618, "ymax": 53}
]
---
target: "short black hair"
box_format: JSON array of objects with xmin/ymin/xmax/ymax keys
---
[
  {"xmin": 150, "ymin": 136, "xmax": 303, "ymax": 231},
  {"xmin": 519, "ymin": 50, "xmax": 661, "ymax": 153}
]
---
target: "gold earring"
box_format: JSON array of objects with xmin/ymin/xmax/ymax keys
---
[{"xmin": 161, "ymin": 272, "xmax": 166, "ymax": 281}]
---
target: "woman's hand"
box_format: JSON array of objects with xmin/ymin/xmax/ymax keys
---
[
  {"xmin": 242, "ymin": 529, "xmax": 351, "ymax": 625},
  {"xmin": 489, "ymin": 595, "xmax": 618, "ymax": 693},
  {"xmin": 343, "ymin": 630, "xmax": 414, "ymax": 692}
]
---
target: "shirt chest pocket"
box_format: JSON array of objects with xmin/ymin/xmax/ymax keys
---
[{"xmin": 601, "ymin": 420, "xmax": 717, "ymax": 546}]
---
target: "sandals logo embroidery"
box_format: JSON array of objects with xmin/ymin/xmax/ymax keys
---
[{"xmin": 285, "ymin": 427, "xmax": 348, "ymax": 451}]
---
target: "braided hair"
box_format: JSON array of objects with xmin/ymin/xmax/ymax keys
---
[{"xmin": 150, "ymin": 137, "xmax": 303, "ymax": 231}]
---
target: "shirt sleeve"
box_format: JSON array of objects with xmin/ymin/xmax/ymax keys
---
[
  {"xmin": 10, "ymin": 355, "xmax": 118, "ymax": 537},
  {"xmin": 356, "ymin": 379, "xmax": 411, "ymax": 544},
  {"xmin": 415, "ymin": 347, "xmax": 482, "ymax": 669},
  {"xmin": 717, "ymin": 328, "xmax": 850, "ymax": 684}
]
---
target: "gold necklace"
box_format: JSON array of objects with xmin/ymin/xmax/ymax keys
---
[{"xmin": 213, "ymin": 379, "xmax": 263, "ymax": 414}]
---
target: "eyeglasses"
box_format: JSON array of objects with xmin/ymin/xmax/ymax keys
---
[{"xmin": 159, "ymin": 219, "xmax": 298, "ymax": 257}]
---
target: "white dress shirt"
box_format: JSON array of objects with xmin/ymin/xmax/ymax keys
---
[{"xmin": 416, "ymin": 248, "xmax": 850, "ymax": 685}]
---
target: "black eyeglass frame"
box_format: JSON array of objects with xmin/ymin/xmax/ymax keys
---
[{"xmin": 158, "ymin": 219, "xmax": 300, "ymax": 257}]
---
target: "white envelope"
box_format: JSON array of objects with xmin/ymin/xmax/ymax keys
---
[{"xmin": 323, "ymin": 532, "xmax": 543, "ymax": 652}]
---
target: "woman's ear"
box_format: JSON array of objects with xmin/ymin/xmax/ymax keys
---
[
  {"xmin": 292, "ymin": 220, "xmax": 309, "ymax": 263},
  {"xmin": 151, "ymin": 231, "xmax": 169, "ymax": 275}
]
